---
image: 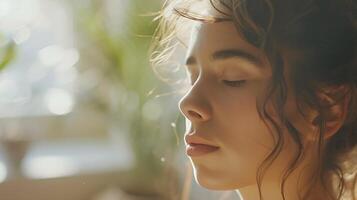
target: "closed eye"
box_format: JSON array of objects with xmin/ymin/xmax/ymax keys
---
[{"xmin": 223, "ymin": 80, "xmax": 246, "ymax": 87}]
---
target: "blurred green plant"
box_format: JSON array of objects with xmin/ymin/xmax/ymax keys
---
[
  {"xmin": 68, "ymin": 0, "xmax": 183, "ymax": 197},
  {"xmin": 0, "ymin": 34, "xmax": 16, "ymax": 71}
]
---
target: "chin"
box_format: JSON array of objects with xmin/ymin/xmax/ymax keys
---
[
  {"xmin": 192, "ymin": 165, "xmax": 254, "ymax": 190},
  {"xmin": 193, "ymin": 168, "xmax": 242, "ymax": 190}
]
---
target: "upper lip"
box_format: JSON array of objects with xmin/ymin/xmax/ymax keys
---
[{"xmin": 184, "ymin": 134, "xmax": 219, "ymax": 148}]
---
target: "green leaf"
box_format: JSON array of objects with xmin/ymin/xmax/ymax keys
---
[{"xmin": 0, "ymin": 41, "xmax": 16, "ymax": 71}]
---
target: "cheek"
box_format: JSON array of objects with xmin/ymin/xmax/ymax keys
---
[
  {"xmin": 210, "ymin": 85, "xmax": 278, "ymax": 184},
  {"xmin": 219, "ymin": 104, "xmax": 274, "ymax": 178},
  {"xmin": 217, "ymin": 83, "xmax": 275, "ymax": 151}
]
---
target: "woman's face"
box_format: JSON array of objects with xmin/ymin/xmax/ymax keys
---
[{"xmin": 178, "ymin": 21, "xmax": 312, "ymax": 190}]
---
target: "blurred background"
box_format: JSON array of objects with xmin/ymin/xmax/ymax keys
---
[{"xmin": 0, "ymin": 0, "xmax": 238, "ymax": 199}]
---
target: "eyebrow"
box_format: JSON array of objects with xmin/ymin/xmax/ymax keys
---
[{"xmin": 185, "ymin": 49, "xmax": 261, "ymax": 67}]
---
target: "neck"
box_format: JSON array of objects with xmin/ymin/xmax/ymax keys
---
[{"xmin": 235, "ymin": 167, "xmax": 330, "ymax": 200}]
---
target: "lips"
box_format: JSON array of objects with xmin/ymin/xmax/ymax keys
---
[
  {"xmin": 185, "ymin": 134, "xmax": 220, "ymax": 157},
  {"xmin": 186, "ymin": 143, "xmax": 220, "ymax": 156}
]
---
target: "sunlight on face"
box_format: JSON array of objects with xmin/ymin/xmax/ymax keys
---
[
  {"xmin": 178, "ymin": 21, "xmax": 304, "ymax": 190},
  {"xmin": 179, "ymin": 20, "xmax": 274, "ymax": 190}
]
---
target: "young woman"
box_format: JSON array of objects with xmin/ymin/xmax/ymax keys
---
[{"xmin": 151, "ymin": 0, "xmax": 356, "ymax": 199}]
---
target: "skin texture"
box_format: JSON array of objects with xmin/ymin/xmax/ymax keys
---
[{"xmin": 178, "ymin": 21, "xmax": 331, "ymax": 200}]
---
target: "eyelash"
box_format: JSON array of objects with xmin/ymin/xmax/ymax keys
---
[
  {"xmin": 187, "ymin": 72, "xmax": 246, "ymax": 88},
  {"xmin": 223, "ymin": 80, "xmax": 247, "ymax": 87}
]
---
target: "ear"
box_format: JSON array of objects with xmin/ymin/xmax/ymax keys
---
[{"xmin": 311, "ymin": 85, "xmax": 351, "ymax": 140}]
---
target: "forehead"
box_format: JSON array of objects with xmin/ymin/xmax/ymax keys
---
[{"xmin": 187, "ymin": 22, "xmax": 262, "ymax": 58}]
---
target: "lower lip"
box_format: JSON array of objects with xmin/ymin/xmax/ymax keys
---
[{"xmin": 186, "ymin": 144, "xmax": 220, "ymax": 157}]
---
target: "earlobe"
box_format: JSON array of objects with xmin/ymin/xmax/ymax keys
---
[{"xmin": 311, "ymin": 86, "xmax": 351, "ymax": 140}]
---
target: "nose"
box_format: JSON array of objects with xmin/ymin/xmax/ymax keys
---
[{"xmin": 178, "ymin": 88, "xmax": 212, "ymax": 123}]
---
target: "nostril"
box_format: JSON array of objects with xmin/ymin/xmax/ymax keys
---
[{"xmin": 188, "ymin": 110, "xmax": 202, "ymax": 119}]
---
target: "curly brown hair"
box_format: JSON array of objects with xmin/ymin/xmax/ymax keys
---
[{"xmin": 150, "ymin": 0, "xmax": 357, "ymax": 199}]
